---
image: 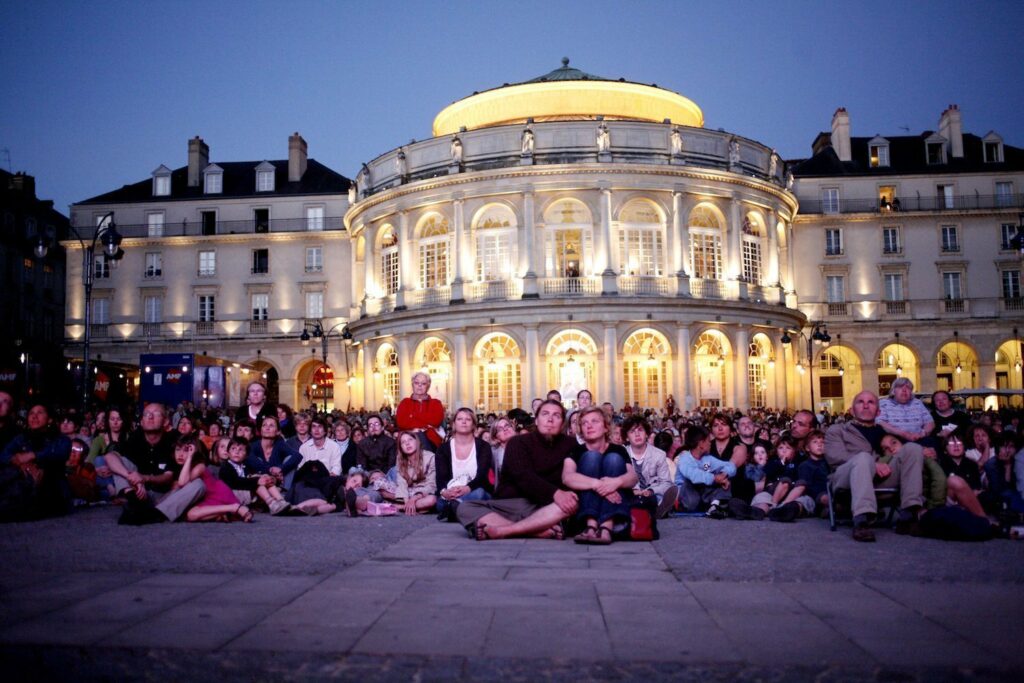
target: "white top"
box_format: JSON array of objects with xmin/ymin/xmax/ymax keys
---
[
  {"xmin": 299, "ymin": 438, "xmax": 343, "ymax": 476},
  {"xmin": 451, "ymin": 439, "xmax": 477, "ymax": 483}
]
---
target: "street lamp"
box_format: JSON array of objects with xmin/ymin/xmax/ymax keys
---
[
  {"xmin": 781, "ymin": 321, "xmax": 830, "ymax": 409},
  {"xmin": 299, "ymin": 320, "xmax": 352, "ymax": 412},
  {"xmin": 35, "ymin": 211, "xmax": 124, "ymax": 413}
]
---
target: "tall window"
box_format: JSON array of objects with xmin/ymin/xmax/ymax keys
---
[
  {"xmin": 251, "ymin": 293, "xmax": 269, "ymax": 321},
  {"xmin": 741, "ymin": 216, "xmax": 763, "ymax": 285},
  {"xmin": 689, "ymin": 205, "xmax": 722, "ymax": 279},
  {"xmin": 251, "ymin": 248, "xmax": 269, "ymax": 274},
  {"xmin": 474, "ymin": 205, "xmax": 516, "ymax": 281},
  {"xmin": 996, "ymin": 182, "xmax": 1014, "ymax": 207},
  {"xmin": 826, "ymin": 275, "xmax": 845, "ymax": 303},
  {"xmin": 198, "ymin": 295, "xmax": 215, "ymax": 322},
  {"xmin": 617, "ymin": 200, "xmax": 664, "ymax": 277},
  {"xmin": 476, "ymin": 334, "xmax": 522, "ymax": 413},
  {"xmin": 543, "ymin": 199, "xmax": 593, "ymax": 277},
  {"xmin": 937, "ymin": 184, "xmax": 954, "ymax": 209},
  {"xmin": 153, "ymin": 173, "xmax": 170, "ymax": 196},
  {"xmin": 204, "ymin": 170, "xmax": 222, "ymax": 194},
  {"xmin": 928, "ymin": 143, "xmax": 946, "ymax": 166},
  {"xmin": 942, "ymin": 271, "xmax": 963, "ymax": 300},
  {"xmin": 1003, "ymin": 270, "xmax": 1021, "ymax": 300},
  {"xmin": 941, "ymin": 225, "xmax": 959, "ymax": 252},
  {"xmin": 882, "ymin": 226, "xmax": 901, "ymax": 254},
  {"xmin": 306, "ymin": 206, "xmax": 324, "ymax": 231},
  {"xmin": 147, "ymin": 212, "xmax": 165, "ymax": 237},
  {"xmin": 869, "ymin": 144, "xmax": 889, "ymax": 168},
  {"xmin": 379, "ymin": 227, "xmax": 399, "ymax": 295},
  {"xmin": 1002, "ymin": 223, "xmax": 1018, "ymax": 251},
  {"xmin": 256, "ymin": 169, "xmax": 274, "ymax": 192},
  {"xmin": 305, "ymin": 291, "xmax": 323, "ymax": 319},
  {"xmin": 305, "ymin": 246, "xmax": 323, "ymax": 273},
  {"xmin": 198, "ymin": 250, "xmax": 216, "ymax": 276},
  {"xmin": 144, "ymin": 296, "xmax": 162, "ymax": 323},
  {"xmin": 825, "ymin": 228, "xmax": 843, "ymax": 256},
  {"xmin": 884, "ymin": 273, "xmax": 904, "ymax": 301},
  {"xmin": 417, "ymin": 215, "xmax": 450, "ymax": 289},
  {"xmin": 381, "ymin": 347, "xmax": 400, "ymax": 409},
  {"xmin": 622, "ymin": 330, "xmax": 668, "ymax": 409},
  {"xmin": 92, "ymin": 298, "xmax": 110, "ymax": 324},
  {"xmin": 821, "ymin": 188, "xmax": 839, "ymax": 214},
  {"xmin": 94, "ymin": 254, "xmax": 110, "ymax": 279},
  {"xmin": 144, "ymin": 252, "xmax": 162, "ymax": 278}
]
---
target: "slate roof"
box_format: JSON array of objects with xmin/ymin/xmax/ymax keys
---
[
  {"xmin": 790, "ymin": 132, "xmax": 1024, "ymax": 177},
  {"xmin": 76, "ymin": 158, "xmax": 351, "ymax": 205}
]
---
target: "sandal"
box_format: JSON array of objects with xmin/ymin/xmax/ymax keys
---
[
  {"xmin": 574, "ymin": 526, "xmax": 599, "ymax": 544},
  {"xmin": 236, "ymin": 504, "xmax": 254, "ymax": 523},
  {"xmin": 592, "ymin": 526, "xmax": 613, "ymax": 545}
]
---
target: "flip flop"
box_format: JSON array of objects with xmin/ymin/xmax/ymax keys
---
[
  {"xmin": 574, "ymin": 526, "xmax": 599, "ymax": 544},
  {"xmin": 592, "ymin": 526, "xmax": 613, "ymax": 545}
]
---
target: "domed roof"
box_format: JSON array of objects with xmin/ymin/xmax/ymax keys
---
[{"xmin": 432, "ymin": 59, "xmax": 703, "ymax": 137}]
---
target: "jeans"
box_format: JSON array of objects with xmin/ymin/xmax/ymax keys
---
[
  {"xmin": 436, "ymin": 487, "xmax": 490, "ymax": 517},
  {"xmin": 576, "ymin": 450, "xmax": 631, "ymax": 524}
]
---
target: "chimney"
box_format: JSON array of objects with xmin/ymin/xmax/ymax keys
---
[
  {"xmin": 187, "ymin": 136, "xmax": 209, "ymax": 187},
  {"xmin": 289, "ymin": 132, "xmax": 308, "ymax": 182},
  {"xmin": 938, "ymin": 104, "xmax": 964, "ymax": 159},
  {"xmin": 8, "ymin": 172, "xmax": 36, "ymax": 199},
  {"xmin": 830, "ymin": 108, "xmax": 851, "ymax": 162}
]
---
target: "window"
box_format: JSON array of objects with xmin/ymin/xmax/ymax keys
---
[
  {"xmin": 476, "ymin": 230, "xmax": 514, "ymax": 281},
  {"xmin": 1002, "ymin": 223, "xmax": 1019, "ymax": 251},
  {"xmin": 927, "ymin": 142, "xmax": 945, "ymax": 165},
  {"xmin": 418, "ymin": 215, "xmax": 450, "ymax": 289},
  {"xmin": 941, "ymin": 225, "xmax": 960, "ymax": 253},
  {"xmin": 942, "ymin": 271, "xmax": 963, "ymax": 300},
  {"xmin": 256, "ymin": 169, "xmax": 275, "ymax": 192},
  {"xmin": 251, "ymin": 293, "xmax": 269, "ymax": 321},
  {"xmin": 94, "ymin": 254, "xmax": 110, "ymax": 279},
  {"xmin": 379, "ymin": 227, "xmax": 399, "ymax": 295},
  {"xmin": 147, "ymin": 212, "xmax": 165, "ymax": 237},
  {"xmin": 825, "ymin": 228, "xmax": 843, "ymax": 256},
  {"xmin": 144, "ymin": 296, "xmax": 163, "ymax": 323},
  {"xmin": 201, "ymin": 210, "xmax": 217, "ymax": 236},
  {"xmin": 619, "ymin": 227, "xmax": 664, "ymax": 276},
  {"xmin": 198, "ymin": 295, "xmax": 215, "ymax": 322},
  {"xmin": 153, "ymin": 173, "xmax": 170, "ymax": 197},
  {"xmin": 305, "ymin": 291, "xmax": 323, "ymax": 319},
  {"xmin": 254, "ymin": 208, "xmax": 269, "ymax": 233},
  {"xmin": 690, "ymin": 232, "xmax": 722, "ymax": 279},
  {"xmin": 204, "ymin": 170, "xmax": 222, "ymax": 194},
  {"xmin": 144, "ymin": 252, "xmax": 162, "ymax": 278},
  {"xmin": 984, "ymin": 139, "xmax": 1003, "ymax": 163},
  {"xmin": 937, "ymin": 184, "xmax": 954, "ymax": 209},
  {"xmin": 251, "ymin": 248, "xmax": 269, "ymax": 274},
  {"xmin": 1003, "ymin": 270, "xmax": 1021, "ymax": 300},
  {"xmin": 822, "ymin": 188, "xmax": 839, "ymax": 214},
  {"xmin": 92, "ymin": 298, "xmax": 110, "ymax": 325},
  {"xmin": 869, "ymin": 143, "xmax": 889, "ymax": 168},
  {"xmin": 306, "ymin": 206, "xmax": 324, "ymax": 232},
  {"xmin": 996, "ymin": 182, "xmax": 1014, "ymax": 207},
  {"xmin": 198, "ymin": 250, "xmax": 216, "ymax": 276},
  {"xmin": 884, "ymin": 273, "xmax": 904, "ymax": 301},
  {"xmin": 741, "ymin": 236, "xmax": 762, "ymax": 284},
  {"xmin": 305, "ymin": 246, "xmax": 323, "ymax": 273},
  {"xmin": 825, "ymin": 275, "xmax": 845, "ymax": 303},
  {"xmin": 882, "ymin": 226, "xmax": 901, "ymax": 254}
]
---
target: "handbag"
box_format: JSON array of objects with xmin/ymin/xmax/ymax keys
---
[{"xmin": 626, "ymin": 494, "xmax": 659, "ymax": 541}]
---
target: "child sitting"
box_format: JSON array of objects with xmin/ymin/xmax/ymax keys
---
[
  {"xmin": 750, "ymin": 436, "xmax": 811, "ymax": 522},
  {"xmin": 797, "ymin": 430, "xmax": 830, "ymax": 516},
  {"xmin": 745, "ymin": 443, "xmax": 769, "ymax": 495},
  {"xmin": 174, "ymin": 436, "xmax": 253, "ymax": 523},
  {"xmin": 219, "ymin": 437, "xmax": 293, "ymax": 515},
  {"xmin": 340, "ymin": 467, "xmax": 393, "ymax": 516}
]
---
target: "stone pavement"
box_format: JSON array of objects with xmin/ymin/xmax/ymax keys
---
[{"xmin": 1, "ymin": 507, "xmax": 1022, "ymax": 681}]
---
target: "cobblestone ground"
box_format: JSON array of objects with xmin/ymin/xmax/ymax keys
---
[{"xmin": 1, "ymin": 506, "xmax": 1022, "ymax": 681}]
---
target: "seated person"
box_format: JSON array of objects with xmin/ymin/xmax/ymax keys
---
[
  {"xmin": 457, "ymin": 400, "xmax": 578, "ymax": 540},
  {"xmin": 340, "ymin": 466, "xmax": 385, "ymax": 516},
  {"xmin": 0, "ymin": 404, "xmax": 72, "ymax": 520},
  {"xmin": 622, "ymin": 414, "xmax": 677, "ymax": 518},
  {"xmin": 220, "ymin": 436, "xmax": 293, "ymax": 515},
  {"xmin": 563, "ymin": 406, "xmax": 638, "ymax": 544},
  {"xmin": 435, "ymin": 407, "xmax": 493, "ymax": 522},
  {"xmin": 983, "ymin": 432, "xmax": 1024, "ymax": 514},
  {"xmin": 673, "ymin": 425, "xmax": 735, "ymax": 518},
  {"xmin": 177, "ymin": 436, "xmax": 254, "ymax": 523},
  {"xmin": 394, "ymin": 431, "xmax": 437, "ymax": 515},
  {"xmin": 749, "ymin": 436, "xmax": 811, "ymax": 522}
]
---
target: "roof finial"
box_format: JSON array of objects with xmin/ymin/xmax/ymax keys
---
[{"xmin": 562, "ymin": 57, "xmax": 570, "ymax": 67}]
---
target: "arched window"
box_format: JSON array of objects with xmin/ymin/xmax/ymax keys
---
[
  {"xmin": 379, "ymin": 225, "xmax": 399, "ymax": 296},
  {"xmin": 417, "ymin": 214, "xmax": 450, "ymax": 289},
  {"xmin": 617, "ymin": 199, "xmax": 664, "ymax": 276},
  {"xmin": 543, "ymin": 199, "xmax": 593, "ymax": 277},
  {"xmin": 622, "ymin": 329, "xmax": 670, "ymax": 409},
  {"xmin": 694, "ymin": 331, "xmax": 728, "ymax": 407},
  {"xmin": 876, "ymin": 340, "xmax": 916, "ymax": 395},
  {"xmin": 741, "ymin": 213, "xmax": 764, "ymax": 285},
  {"xmin": 546, "ymin": 330, "xmax": 598, "ymax": 407},
  {"xmin": 748, "ymin": 334, "xmax": 772, "ymax": 408},
  {"xmin": 476, "ymin": 334, "xmax": 522, "ymax": 413},
  {"xmin": 474, "ymin": 205, "xmax": 517, "ymax": 281},
  {"xmin": 689, "ymin": 205, "xmax": 722, "ymax": 280}
]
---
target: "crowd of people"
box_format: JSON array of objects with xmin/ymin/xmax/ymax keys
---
[{"xmin": 1, "ymin": 373, "xmax": 1022, "ymax": 544}]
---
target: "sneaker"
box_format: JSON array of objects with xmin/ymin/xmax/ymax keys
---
[
  {"xmin": 657, "ymin": 487, "xmax": 678, "ymax": 519},
  {"xmin": 852, "ymin": 525, "xmax": 876, "ymax": 542},
  {"xmin": 269, "ymin": 500, "xmax": 290, "ymax": 516},
  {"xmin": 768, "ymin": 502, "xmax": 801, "ymax": 523},
  {"xmin": 727, "ymin": 498, "xmax": 754, "ymax": 520},
  {"xmin": 706, "ymin": 501, "xmax": 728, "ymax": 519}
]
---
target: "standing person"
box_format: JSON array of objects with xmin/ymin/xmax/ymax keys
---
[
  {"xmin": 563, "ymin": 406, "xmax": 638, "ymax": 544},
  {"xmin": 457, "ymin": 400, "xmax": 578, "ymax": 540},
  {"xmin": 356, "ymin": 414, "xmax": 397, "ymax": 475},
  {"xmin": 825, "ymin": 390, "xmax": 924, "ymax": 542},
  {"xmin": 0, "ymin": 404, "xmax": 72, "ymax": 520},
  {"xmin": 394, "ymin": 431, "xmax": 437, "ymax": 515},
  {"xmin": 395, "ymin": 371, "xmax": 446, "ymax": 451},
  {"xmin": 622, "ymin": 414, "xmax": 677, "ymax": 518},
  {"xmin": 235, "ymin": 381, "xmax": 276, "ymax": 424},
  {"xmin": 435, "ymin": 407, "xmax": 494, "ymax": 522}
]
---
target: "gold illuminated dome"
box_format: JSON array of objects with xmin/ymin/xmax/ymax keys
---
[{"xmin": 432, "ymin": 58, "xmax": 704, "ymax": 136}]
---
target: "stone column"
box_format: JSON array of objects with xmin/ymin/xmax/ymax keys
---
[
  {"xmin": 917, "ymin": 360, "xmax": 938, "ymax": 395},
  {"xmin": 397, "ymin": 334, "xmax": 411, "ymax": 395},
  {"xmin": 728, "ymin": 196, "xmax": 743, "ymax": 282},
  {"xmin": 675, "ymin": 324, "xmax": 692, "ymax": 411},
  {"xmin": 766, "ymin": 211, "xmax": 780, "ymax": 287},
  {"xmin": 785, "ymin": 222, "xmax": 796, "ymax": 294},
  {"xmin": 396, "ymin": 211, "xmax": 411, "ymax": 310},
  {"xmin": 524, "ymin": 323, "xmax": 540, "ymax": 405},
  {"xmin": 362, "ymin": 342, "xmax": 375, "ymax": 411},
  {"xmin": 773, "ymin": 335, "xmax": 788, "ymax": 409},
  {"xmin": 452, "ymin": 329, "xmax": 468, "ymax": 410},
  {"xmin": 674, "ymin": 192, "xmax": 693, "ymax": 297},
  {"xmin": 734, "ymin": 326, "xmax": 750, "ymax": 412},
  {"xmin": 521, "ymin": 190, "xmax": 539, "ymax": 298},
  {"xmin": 451, "ymin": 198, "xmax": 466, "ymax": 304},
  {"xmin": 362, "ymin": 223, "xmax": 379, "ymax": 315},
  {"xmin": 602, "ymin": 323, "xmax": 618, "ymax": 408},
  {"xmin": 599, "ymin": 188, "xmax": 618, "ymax": 294}
]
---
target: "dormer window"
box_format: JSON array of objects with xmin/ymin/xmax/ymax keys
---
[
  {"xmin": 983, "ymin": 132, "xmax": 1004, "ymax": 163},
  {"xmin": 868, "ymin": 136, "xmax": 889, "ymax": 168},
  {"xmin": 925, "ymin": 134, "xmax": 946, "ymax": 165},
  {"xmin": 152, "ymin": 165, "xmax": 172, "ymax": 196},
  {"xmin": 203, "ymin": 164, "xmax": 223, "ymax": 194},
  {"xmin": 255, "ymin": 161, "xmax": 275, "ymax": 192}
]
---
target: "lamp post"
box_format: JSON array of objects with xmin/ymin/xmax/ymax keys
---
[
  {"xmin": 781, "ymin": 321, "xmax": 830, "ymax": 410},
  {"xmin": 35, "ymin": 212, "xmax": 124, "ymax": 413},
  {"xmin": 299, "ymin": 320, "xmax": 352, "ymax": 412}
]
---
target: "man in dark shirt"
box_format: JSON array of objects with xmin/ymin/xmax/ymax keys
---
[
  {"xmin": 457, "ymin": 400, "xmax": 578, "ymax": 540},
  {"xmin": 356, "ymin": 414, "xmax": 397, "ymax": 474},
  {"xmin": 825, "ymin": 390, "xmax": 923, "ymax": 542}
]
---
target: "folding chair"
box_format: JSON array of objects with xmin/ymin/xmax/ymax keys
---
[{"xmin": 827, "ymin": 480, "xmax": 899, "ymax": 531}]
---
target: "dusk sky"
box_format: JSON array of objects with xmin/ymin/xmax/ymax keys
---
[{"xmin": 2, "ymin": 0, "xmax": 1022, "ymax": 215}]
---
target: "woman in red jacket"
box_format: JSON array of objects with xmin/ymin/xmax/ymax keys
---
[{"xmin": 395, "ymin": 371, "xmax": 445, "ymax": 450}]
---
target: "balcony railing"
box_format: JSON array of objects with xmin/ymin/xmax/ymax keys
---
[
  {"xmin": 410, "ymin": 286, "xmax": 451, "ymax": 307},
  {"xmin": 469, "ymin": 280, "xmax": 521, "ymax": 301},
  {"xmin": 618, "ymin": 275, "xmax": 670, "ymax": 296},
  {"xmin": 196, "ymin": 321, "xmax": 215, "ymax": 335},
  {"xmin": 944, "ymin": 298, "xmax": 965, "ymax": 313},
  {"xmin": 690, "ymin": 278, "xmax": 723, "ymax": 299},
  {"xmin": 1004, "ymin": 297, "xmax": 1024, "ymax": 312},
  {"xmin": 70, "ymin": 216, "xmax": 347, "ymax": 241},
  {"xmin": 249, "ymin": 320, "xmax": 268, "ymax": 334},
  {"xmin": 800, "ymin": 192, "xmax": 1024, "ymax": 215},
  {"xmin": 885, "ymin": 300, "xmax": 907, "ymax": 315},
  {"xmin": 542, "ymin": 277, "xmax": 597, "ymax": 296},
  {"xmin": 827, "ymin": 302, "xmax": 850, "ymax": 316},
  {"xmin": 90, "ymin": 323, "xmax": 109, "ymax": 339}
]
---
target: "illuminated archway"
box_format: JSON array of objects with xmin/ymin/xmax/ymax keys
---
[
  {"xmin": 414, "ymin": 336, "xmax": 453, "ymax": 406},
  {"xmin": 747, "ymin": 333, "xmax": 772, "ymax": 409},
  {"xmin": 622, "ymin": 328, "xmax": 671, "ymax": 409},
  {"xmin": 542, "ymin": 198, "xmax": 593, "ymax": 278},
  {"xmin": 546, "ymin": 329, "xmax": 598, "ymax": 408},
  {"xmin": 375, "ymin": 343, "xmax": 400, "ymax": 410},
  {"xmin": 474, "ymin": 333, "xmax": 522, "ymax": 413},
  {"xmin": 694, "ymin": 330, "xmax": 730, "ymax": 407},
  {"xmin": 877, "ymin": 337, "xmax": 918, "ymax": 396}
]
